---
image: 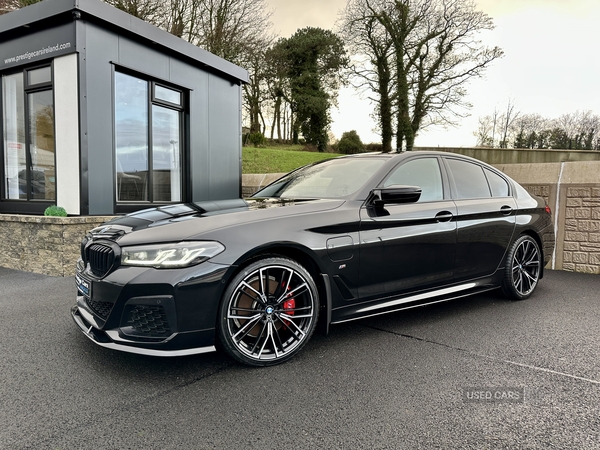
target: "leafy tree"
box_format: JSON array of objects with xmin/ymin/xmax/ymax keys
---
[
  {"xmin": 271, "ymin": 27, "xmax": 348, "ymax": 151},
  {"xmin": 511, "ymin": 114, "xmax": 546, "ymax": 149},
  {"xmin": 340, "ymin": 0, "xmax": 503, "ymax": 151}
]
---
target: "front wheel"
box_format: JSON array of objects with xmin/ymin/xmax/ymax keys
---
[
  {"xmin": 501, "ymin": 235, "xmax": 542, "ymax": 300},
  {"xmin": 218, "ymin": 257, "xmax": 319, "ymax": 366}
]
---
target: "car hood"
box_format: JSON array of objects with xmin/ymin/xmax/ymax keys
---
[{"xmin": 90, "ymin": 198, "xmax": 345, "ymax": 246}]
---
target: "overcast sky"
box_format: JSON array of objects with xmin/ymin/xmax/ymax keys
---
[{"xmin": 265, "ymin": 0, "xmax": 600, "ymax": 147}]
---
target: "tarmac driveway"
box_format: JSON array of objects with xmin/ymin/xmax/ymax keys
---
[{"xmin": 0, "ymin": 267, "xmax": 598, "ymax": 449}]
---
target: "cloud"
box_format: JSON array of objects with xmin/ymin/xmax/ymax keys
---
[{"xmin": 267, "ymin": 0, "xmax": 346, "ymax": 37}]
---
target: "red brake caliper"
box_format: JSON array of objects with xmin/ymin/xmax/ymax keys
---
[{"xmin": 282, "ymin": 284, "xmax": 295, "ymax": 328}]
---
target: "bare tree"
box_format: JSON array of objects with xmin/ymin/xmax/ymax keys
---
[
  {"xmin": 575, "ymin": 111, "xmax": 600, "ymax": 150},
  {"xmin": 241, "ymin": 35, "xmax": 276, "ymax": 134},
  {"xmin": 104, "ymin": 0, "xmax": 166, "ymax": 25},
  {"xmin": 476, "ymin": 107, "xmax": 600, "ymax": 150},
  {"xmin": 340, "ymin": 0, "xmax": 503, "ymax": 151},
  {"xmin": 160, "ymin": 0, "xmax": 199, "ymax": 39},
  {"xmin": 498, "ymin": 100, "xmax": 518, "ymax": 148},
  {"xmin": 340, "ymin": 0, "xmax": 395, "ymax": 151},
  {"xmin": 264, "ymin": 44, "xmax": 293, "ymax": 142},
  {"xmin": 187, "ymin": 0, "xmax": 272, "ymax": 65},
  {"xmin": 473, "ymin": 115, "xmax": 493, "ymax": 146},
  {"xmin": 0, "ymin": 0, "xmax": 41, "ymax": 15}
]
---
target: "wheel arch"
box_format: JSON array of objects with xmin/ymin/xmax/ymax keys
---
[
  {"xmin": 222, "ymin": 243, "xmax": 332, "ymax": 333},
  {"xmin": 519, "ymin": 229, "xmax": 545, "ymax": 279}
]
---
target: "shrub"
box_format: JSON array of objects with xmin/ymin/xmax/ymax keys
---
[
  {"xmin": 365, "ymin": 142, "xmax": 384, "ymax": 152},
  {"xmin": 44, "ymin": 205, "xmax": 68, "ymax": 217},
  {"xmin": 337, "ymin": 130, "xmax": 365, "ymax": 154},
  {"xmin": 248, "ymin": 132, "xmax": 266, "ymax": 147}
]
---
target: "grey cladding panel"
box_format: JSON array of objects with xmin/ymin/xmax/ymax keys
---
[
  {"xmin": 117, "ymin": 37, "xmax": 169, "ymax": 80},
  {"xmin": 208, "ymin": 74, "xmax": 242, "ymax": 200},
  {"xmin": 169, "ymin": 59, "xmax": 211, "ymax": 202},
  {"xmin": 84, "ymin": 23, "xmax": 119, "ymax": 214}
]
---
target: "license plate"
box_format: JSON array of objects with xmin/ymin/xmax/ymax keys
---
[{"xmin": 76, "ymin": 274, "xmax": 91, "ymax": 298}]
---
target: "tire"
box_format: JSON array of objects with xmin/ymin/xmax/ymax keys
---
[
  {"xmin": 217, "ymin": 257, "xmax": 320, "ymax": 366},
  {"xmin": 501, "ymin": 235, "xmax": 542, "ymax": 300}
]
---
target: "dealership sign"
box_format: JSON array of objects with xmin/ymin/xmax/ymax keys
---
[{"xmin": 0, "ymin": 23, "xmax": 76, "ymax": 70}]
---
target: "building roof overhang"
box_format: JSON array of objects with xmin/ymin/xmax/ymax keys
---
[{"xmin": 0, "ymin": 0, "xmax": 249, "ymax": 83}]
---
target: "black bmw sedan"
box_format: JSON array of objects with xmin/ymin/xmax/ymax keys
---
[{"xmin": 72, "ymin": 151, "xmax": 555, "ymax": 366}]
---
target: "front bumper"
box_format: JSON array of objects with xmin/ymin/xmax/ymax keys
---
[
  {"xmin": 72, "ymin": 258, "xmax": 232, "ymax": 357},
  {"xmin": 71, "ymin": 305, "xmax": 216, "ymax": 356}
]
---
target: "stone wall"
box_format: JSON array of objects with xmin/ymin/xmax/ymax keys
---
[
  {"xmin": 496, "ymin": 161, "xmax": 600, "ymax": 274},
  {"xmin": 562, "ymin": 187, "xmax": 600, "ymax": 273},
  {"xmin": 1, "ymin": 161, "xmax": 598, "ymax": 277},
  {"xmin": 416, "ymin": 146, "xmax": 600, "ymax": 165},
  {"xmin": 0, "ymin": 215, "xmax": 115, "ymax": 277}
]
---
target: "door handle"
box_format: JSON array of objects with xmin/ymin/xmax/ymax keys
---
[
  {"xmin": 435, "ymin": 211, "xmax": 453, "ymax": 222},
  {"xmin": 500, "ymin": 205, "xmax": 513, "ymax": 215}
]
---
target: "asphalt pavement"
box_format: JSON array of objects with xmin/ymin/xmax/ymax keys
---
[{"xmin": 0, "ymin": 267, "xmax": 599, "ymax": 449}]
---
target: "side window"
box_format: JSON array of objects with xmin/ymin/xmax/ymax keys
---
[
  {"xmin": 446, "ymin": 159, "xmax": 491, "ymax": 199},
  {"xmin": 484, "ymin": 168, "xmax": 510, "ymax": 197},
  {"xmin": 384, "ymin": 158, "xmax": 443, "ymax": 202}
]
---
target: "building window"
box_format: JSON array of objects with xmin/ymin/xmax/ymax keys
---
[
  {"xmin": 2, "ymin": 64, "xmax": 55, "ymax": 202},
  {"xmin": 115, "ymin": 71, "xmax": 183, "ymax": 204}
]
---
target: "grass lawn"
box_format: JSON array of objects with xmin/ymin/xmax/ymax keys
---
[{"xmin": 242, "ymin": 144, "xmax": 341, "ymax": 174}]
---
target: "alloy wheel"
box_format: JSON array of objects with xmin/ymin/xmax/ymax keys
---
[
  {"xmin": 510, "ymin": 237, "xmax": 540, "ymax": 297},
  {"xmin": 220, "ymin": 258, "xmax": 318, "ymax": 366}
]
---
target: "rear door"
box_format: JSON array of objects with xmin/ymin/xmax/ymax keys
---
[{"xmin": 443, "ymin": 158, "xmax": 516, "ymax": 281}]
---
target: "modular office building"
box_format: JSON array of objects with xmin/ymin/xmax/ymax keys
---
[{"xmin": 0, "ymin": 0, "xmax": 248, "ymax": 216}]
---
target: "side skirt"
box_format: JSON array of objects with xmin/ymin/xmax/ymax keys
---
[{"xmin": 330, "ymin": 280, "xmax": 500, "ymax": 325}]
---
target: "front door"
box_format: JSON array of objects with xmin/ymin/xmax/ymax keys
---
[{"xmin": 358, "ymin": 157, "xmax": 457, "ymax": 300}]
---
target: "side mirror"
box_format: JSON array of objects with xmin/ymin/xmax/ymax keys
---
[{"xmin": 371, "ymin": 185, "xmax": 422, "ymax": 205}]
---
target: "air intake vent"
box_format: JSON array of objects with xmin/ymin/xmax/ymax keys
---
[
  {"xmin": 86, "ymin": 298, "xmax": 114, "ymax": 319},
  {"xmin": 87, "ymin": 244, "xmax": 115, "ymax": 277},
  {"xmin": 127, "ymin": 305, "xmax": 171, "ymax": 337}
]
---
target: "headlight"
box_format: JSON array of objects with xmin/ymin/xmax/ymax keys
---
[{"xmin": 121, "ymin": 241, "xmax": 225, "ymax": 269}]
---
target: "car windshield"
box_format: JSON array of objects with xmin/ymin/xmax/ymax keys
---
[{"xmin": 253, "ymin": 157, "xmax": 386, "ymax": 199}]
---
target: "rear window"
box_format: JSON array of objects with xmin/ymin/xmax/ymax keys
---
[
  {"xmin": 446, "ymin": 159, "xmax": 491, "ymax": 199},
  {"xmin": 485, "ymin": 168, "xmax": 510, "ymax": 197}
]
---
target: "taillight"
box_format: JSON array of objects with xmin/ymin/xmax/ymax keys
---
[{"xmin": 545, "ymin": 205, "xmax": 551, "ymax": 215}]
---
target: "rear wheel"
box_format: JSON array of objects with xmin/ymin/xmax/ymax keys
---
[
  {"xmin": 501, "ymin": 235, "xmax": 541, "ymax": 300},
  {"xmin": 218, "ymin": 257, "xmax": 319, "ymax": 366}
]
